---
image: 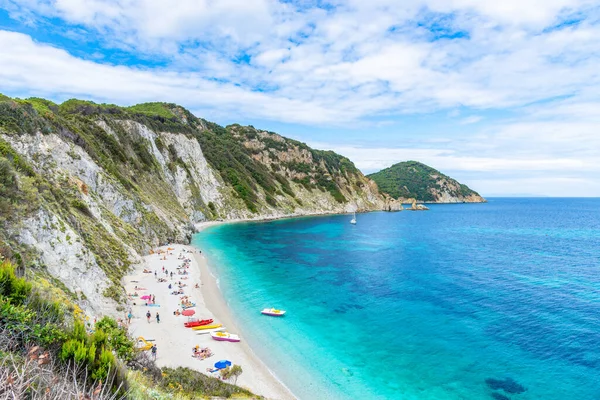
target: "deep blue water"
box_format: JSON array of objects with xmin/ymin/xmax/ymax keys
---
[{"xmin": 192, "ymin": 198, "xmax": 600, "ymax": 399}]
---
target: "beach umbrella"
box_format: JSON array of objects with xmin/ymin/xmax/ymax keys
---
[
  {"xmin": 182, "ymin": 309, "xmax": 195, "ymax": 316},
  {"xmin": 140, "ymin": 295, "xmax": 151, "ymax": 300},
  {"xmin": 214, "ymin": 360, "xmax": 232, "ymax": 369}
]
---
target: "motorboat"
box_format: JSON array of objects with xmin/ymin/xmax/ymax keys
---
[{"xmin": 350, "ymin": 211, "xmax": 357, "ymax": 225}]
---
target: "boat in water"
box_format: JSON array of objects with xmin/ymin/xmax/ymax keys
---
[
  {"xmin": 261, "ymin": 308, "xmax": 286, "ymax": 317},
  {"xmin": 184, "ymin": 318, "xmax": 214, "ymax": 328},
  {"xmin": 192, "ymin": 323, "xmax": 223, "ymax": 331},
  {"xmin": 350, "ymin": 211, "xmax": 357, "ymax": 225},
  {"xmin": 210, "ymin": 331, "xmax": 241, "ymax": 342}
]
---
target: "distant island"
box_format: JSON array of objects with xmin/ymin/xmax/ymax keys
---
[{"xmin": 368, "ymin": 161, "xmax": 486, "ymax": 203}]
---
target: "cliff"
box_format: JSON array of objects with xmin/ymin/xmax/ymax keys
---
[
  {"xmin": 367, "ymin": 161, "xmax": 486, "ymax": 203},
  {"xmin": 0, "ymin": 96, "xmax": 385, "ymax": 314}
]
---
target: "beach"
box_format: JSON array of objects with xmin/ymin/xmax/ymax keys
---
[{"xmin": 123, "ymin": 232, "xmax": 295, "ymax": 399}]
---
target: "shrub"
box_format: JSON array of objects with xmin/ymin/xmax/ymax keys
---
[
  {"xmin": 0, "ymin": 260, "xmax": 32, "ymax": 304},
  {"xmin": 71, "ymin": 199, "xmax": 93, "ymax": 217}
]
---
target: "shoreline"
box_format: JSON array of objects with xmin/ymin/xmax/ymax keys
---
[
  {"xmin": 123, "ymin": 242, "xmax": 295, "ymax": 400},
  {"xmin": 193, "ymin": 247, "xmax": 296, "ymax": 399}
]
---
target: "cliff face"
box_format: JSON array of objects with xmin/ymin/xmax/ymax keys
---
[
  {"xmin": 0, "ymin": 97, "xmax": 385, "ymax": 314},
  {"xmin": 367, "ymin": 161, "xmax": 486, "ymax": 203}
]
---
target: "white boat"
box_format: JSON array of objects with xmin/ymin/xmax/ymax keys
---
[
  {"xmin": 261, "ymin": 308, "xmax": 286, "ymax": 317},
  {"xmin": 350, "ymin": 211, "xmax": 357, "ymax": 225},
  {"xmin": 211, "ymin": 331, "xmax": 241, "ymax": 342},
  {"xmin": 196, "ymin": 327, "xmax": 226, "ymax": 335}
]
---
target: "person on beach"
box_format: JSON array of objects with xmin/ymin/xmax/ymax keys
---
[
  {"xmin": 146, "ymin": 310, "xmax": 151, "ymax": 323},
  {"xmin": 154, "ymin": 271, "xmax": 157, "ymax": 278},
  {"xmin": 170, "ymin": 272, "xmax": 173, "ymax": 279},
  {"xmin": 156, "ymin": 312, "xmax": 160, "ymax": 323},
  {"xmin": 127, "ymin": 311, "xmax": 133, "ymax": 324},
  {"xmin": 152, "ymin": 294, "xmax": 156, "ymax": 304},
  {"xmin": 151, "ymin": 345, "xmax": 157, "ymax": 360}
]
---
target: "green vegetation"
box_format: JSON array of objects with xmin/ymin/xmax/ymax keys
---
[
  {"xmin": 200, "ymin": 123, "xmax": 359, "ymax": 207},
  {"xmin": 0, "ymin": 258, "xmax": 129, "ymax": 394},
  {"xmin": 127, "ymin": 102, "xmax": 176, "ymax": 119},
  {"xmin": 0, "ymin": 258, "xmax": 259, "ymax": 399},
  {"xmin": 194, "ymin": 125, "xmax": 279, "ymax": 212},
  {"xmin": 159, "ymin": 367, "xmax": 255, "ymax": 398},
  {"xmin": 367, "ymin": 161, "xmax": 482, "ymax": 202}
]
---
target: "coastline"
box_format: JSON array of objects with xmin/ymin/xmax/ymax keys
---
[
  {"xmin": 123, "ymin": 240, "xmax": 295, "ymax": 400},
  {"xmin": 193, "ymin": 246, "xmax": 296, "ymax": 399}
]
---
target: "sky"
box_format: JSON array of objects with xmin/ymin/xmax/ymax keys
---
[{"xmin": 1, "ymin": 1, "xmax": 599, "ymax": 197}]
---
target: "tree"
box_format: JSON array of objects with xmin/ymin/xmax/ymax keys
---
[
  {"xmin": 219, "ymin": 364, "xmax": 243, "ymax": 385},
  {"xmin": 229, "ymin": 365, "xmax": 243, "ymax": 385}
]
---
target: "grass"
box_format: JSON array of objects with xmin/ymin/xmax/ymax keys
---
[{"xmin": 127, "ymin": 103, "xmax": 176, "ymax": 120}]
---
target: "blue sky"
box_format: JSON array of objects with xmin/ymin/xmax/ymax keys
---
[{"xmin": 1, "ymin": 0, "xmax": 599, "ymax": 196}]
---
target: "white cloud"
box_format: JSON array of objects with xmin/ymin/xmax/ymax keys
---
[
  {"xmin": 460, "ymin": 116, "xmax": 482, "ymax": 125},
  {"xmin": 1, "ymin": 0, "xmax": 600, "ymax": 195}
]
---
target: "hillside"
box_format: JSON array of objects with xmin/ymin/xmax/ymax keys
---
[
  {"xmin": 0, "ymin": 95, "xmax": 388, "ymax": 314},
  {"xmin": 367, "ymin": 161, "xmax": 486, "ymax": 203}
]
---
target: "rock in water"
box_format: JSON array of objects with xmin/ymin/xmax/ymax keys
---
[
  {"xmin": 491, "ymin": 392, "xmax": 510, "ymax": 400},
  {"xmin": 485, "ymin": 377, "xmax": 527, "ymax": 394}
]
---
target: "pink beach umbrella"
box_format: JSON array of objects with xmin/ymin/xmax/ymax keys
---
[
  {"xmin": 140, "ymin": 295, "xmax": 151, "ymax": 300},
  {"xmin": 182, "ymin": 309, "xmax": 195, "ymax": 316}
]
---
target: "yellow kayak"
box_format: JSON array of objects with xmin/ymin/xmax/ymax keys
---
[{"xmin": 192, "ymin": 323, "xmax": 223, "ymax": 331}]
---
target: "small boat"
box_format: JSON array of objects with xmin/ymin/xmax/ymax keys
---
[
  {"xmin": 196, "ymin": 327, "xmax": 226, "ymax": 335},
  {"xmin": 350, "ymin": 211, "xmax": 357, "ymax": 225},
  {"xmin": 261, "ymin": 308, "xmax": 286, "ymax": 317},
  {"xmin": 192, "ymin": 323, "xmax": 223, "ymax": 331},
  {"xmin": 210, "ymin": 332, "xmax": 241, "ymax": 342},
  {"xmin": 184, "ymin": 318, "xmax": 214, "ymax": 328}
]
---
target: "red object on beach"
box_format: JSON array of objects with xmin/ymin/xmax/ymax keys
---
[
  {"xmin": 181, "ymin": 309, "xmax": 196, "ymax": 317},
  {"xmin": 184, "ymin": 318, "xmax": 213, "ymax": 327}
]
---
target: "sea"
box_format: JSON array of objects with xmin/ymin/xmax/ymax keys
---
[{"xmin": 192, "ymin": 198, "xmax": 600, "ymax": 400}]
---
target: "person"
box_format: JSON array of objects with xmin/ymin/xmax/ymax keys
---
[
  {"xmin": 170, "ymin": 271, "xmax": 173, "ymax": 279},
  {"xmin": 151, "ymin": 344, "xmax": 157, "ymax": 360},
  {"xmin": 127, "ymin": 311, "xmax": 133, "ymax": 324},
  {"xmin": 168, "ymin": 283, "xmax": 172, "ymax": 289},
  {"xmin": 156, "ymin": 312, "xmax": 160, "ymax": 324},
  {"xmin": 154, "ymin": 271, "xmax": 157, "ymax": 278},
  {"xmin": 152, "ymin": 294, "xmax": 155, "ymax": 304},
  {"xmin": 146, "ymin": 310, "xmax": 151, "ymax": 323},
  {"xmin": 195, "ymin": 283, "xmax": 199, "ymax": 289}
]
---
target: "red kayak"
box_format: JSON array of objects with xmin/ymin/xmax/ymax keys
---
[{"xmin": 184, "ymin": 319, "xmax": 214, "ymax": 328}]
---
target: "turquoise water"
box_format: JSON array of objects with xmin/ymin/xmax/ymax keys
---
[{"xmin": 192, "ymin": 198, "xmax": 600, "ymax": 399}]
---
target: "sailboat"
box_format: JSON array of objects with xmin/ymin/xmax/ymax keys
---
[{"xmin": 350, "ymin": 211, "xmax": 357, "ymax": 225}]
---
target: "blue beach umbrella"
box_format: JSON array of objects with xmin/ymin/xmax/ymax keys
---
[{"xmin": 214, "ymin": 360, "xmax": 232, "ymax": 369}]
